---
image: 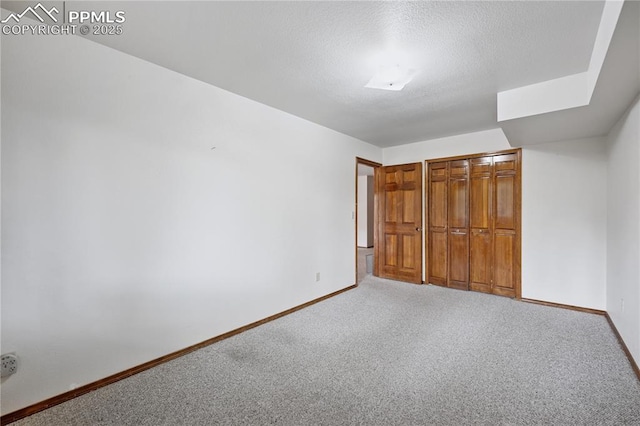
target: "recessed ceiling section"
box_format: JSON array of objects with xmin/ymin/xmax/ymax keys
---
[
  {"xmin": 497, "ymin": 1, "xmax": 624, "ymax": 123},
  {"xmin": 502, "ymin": 0, "xmax": 639, "ymax": 146}
]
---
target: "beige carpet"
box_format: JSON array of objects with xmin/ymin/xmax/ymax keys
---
[{"xmin": 13, "ymin": 276, "xmax": 640, "ymax": 425}]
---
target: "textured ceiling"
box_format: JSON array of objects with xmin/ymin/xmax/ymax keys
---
[
  {"xmin": 7, "ymin": 1, "xmax": 628, "ymax": 147},
  {"xmin": 68, "ymin": 1, "xmax": 608, "ymax": 147}
]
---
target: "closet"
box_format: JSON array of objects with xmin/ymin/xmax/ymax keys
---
[{"xmin": 427, "ymin": 149, "xmax": 521, "ymax": 298}]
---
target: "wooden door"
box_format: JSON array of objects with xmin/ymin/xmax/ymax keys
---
[
  {"xmin": 428, "ymin": 162, "xmax": 448, "ymax": 286},
  {"xmin": 375, "ymin": 163, "xmax": 423, "ymax": 284},
  {"xmin": 469, "ymin": 157, "xmax": 493, "ymax": 293},
  {"xmin": 492, "ymin": 153, "xmax": 520, "ymax": 298},
  {"xmin": 447, "ymin": 160, "xmax": 469, "ymax": 290}
]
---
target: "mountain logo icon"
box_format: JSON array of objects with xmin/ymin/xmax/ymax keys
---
[{"xmin": 1, "ymin": 3, "xmax": 59, "ymax": 24}]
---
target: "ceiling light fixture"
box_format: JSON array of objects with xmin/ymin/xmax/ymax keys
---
[{"xmin": 365, "ymin": 64, "xmax": 418, "ymax": 91}]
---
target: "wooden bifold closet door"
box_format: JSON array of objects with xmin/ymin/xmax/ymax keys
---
[
  {"xmin": 427, "ymin": 150, "xmax": 521, "ymax": 298},
  {"xmin": 448, "ymin": 160, "xmax": 469, "ymax": 290}
]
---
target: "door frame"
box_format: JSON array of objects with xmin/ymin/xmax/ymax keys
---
[{"xmin": 355, "ymin": 157, "xmax": 382, "ymax": 285}]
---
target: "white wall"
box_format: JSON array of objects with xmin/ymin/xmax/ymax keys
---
[
  {"xmin": 522, "ymin": 137, "xmax": 607, "ymax": 309},
  {"xmin": 606, "ymin": 94, "xmax": 640, "ymax": 365},
  {"xmin": 383, "ymin": 129, "xmax": 608, "ymax": 310},
  {"xmin": 383, "ymin": 128, "xmax": 512, "ymax": 165},
  {"xmin": 357, "ymin": 176, "xmax": 373, "ymax": 247},
  {"xmin": 0, "ymin": 30, "xmax": 381, "ymax": 414}
]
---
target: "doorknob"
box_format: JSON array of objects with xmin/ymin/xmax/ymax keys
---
[{"xmin": 416, "ymin": 227, "xmax": 422, "ymax": 232}]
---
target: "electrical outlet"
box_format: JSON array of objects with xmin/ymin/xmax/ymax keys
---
[
  {"xmin": 1, "ymin": 353, "xmax": 18, "ymax": 378},
  {"xmin": 315, "ymin": 272, "xmax": 321, "ymax": 282}
]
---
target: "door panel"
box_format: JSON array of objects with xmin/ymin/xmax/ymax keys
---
[
  {"xmin": 385, "ymin": 170, "xmax": 398, "ymax": 183},
  {"xmin": 449, "ymin": 231, "xmax": 469, "ymax": 289},
  {"xmin": 430, "ymin": 180, "xmax": 447, "ymax": 228},
  {"xmin": 449, "ymin": 179, "xmax": 468, "ymax": 229},
  {"xmin": 402, "ymin": 189, "xmax": 415, "ymax": 223},
  {"xmin": 471, "ymin": 158, "xmax": 491, "ymax": 174},
  {"xmin": 447, "ymin": 160, "xmax": 469, "ymax": 290},
  {"xmin": 493, "ymin": 152, "xmax": 519, "ymax": 297},
  {"xmin": 470, "ymin": 230, "xmax": 491, "ymax": 293},
  {"xmin": 384, "ymin": 234, "xmax": 398, "ymax": 267},
  {"xmin": 402, "ymin": 235, "xmax": 416, "ymax": 269},
  {"xmin": 495, "ymin": 175, "xmax": 515, "ymax": 230},
  {"xmin": 494, "ymin": 154, "xmax": 517, "ymax": 172},
  {"xmin": 470, "ymin": 176, "xmax": 491, "ymax": 229},
  {"xmin": 403, "ymin": 169, "xmax": 416, "ymax": 182},
  {"xmin": 385, "ymin": 191, "xmax": 397, "ymax": 222},
  {"xmin": 428, "ymin": 162, "xmax": 448, "ymax": 286},
  {"xmin": 493, "ymin": 231, "xmax": 516, "ymax": 297},
  {"xmin": 470, "ymin": 157, "xmax": 492, "ymax": 293},
  {"xmin": 450, "ymin": 161, "xmax": 467, "ymax": 177},
  {"xmin": 376, "ymin": 163, "xmax": 423, "ymax": 284},
  {"xmin": 429, "ymin": 231, "xmax": 447, "ymax": 285}
]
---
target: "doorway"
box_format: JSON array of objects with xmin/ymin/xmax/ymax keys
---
[{"xmin": 356, "ymin": 158, "xmax": 381, "ymax": 284}]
